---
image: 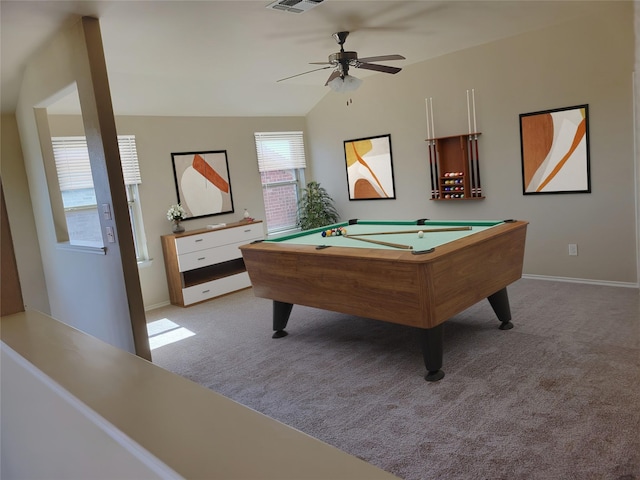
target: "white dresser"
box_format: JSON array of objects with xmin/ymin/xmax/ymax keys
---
[{"xmin": 161, "ymin": 220, "xmax": 264, "ymax": 307}]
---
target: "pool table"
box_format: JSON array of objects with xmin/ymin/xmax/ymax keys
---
[{"xmin": 239, "ymin": 219, "xmax": 528, "ymax": 381}]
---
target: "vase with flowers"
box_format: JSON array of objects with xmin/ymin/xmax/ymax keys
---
[{"xmin": 167, "ymin": 204, "xmax": 186, "ymax": 233}]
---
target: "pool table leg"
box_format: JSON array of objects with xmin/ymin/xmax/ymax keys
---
[
  {"xmin": 272, "ymin": 301, "xmax": 293, "ymax": 338},
  {"xmin": 487, "ymin": 287, "xmax": 514, "ymax": 330},
  {"xmin": 421, "ymin": 324, "xmax": 445, "ymax": 382}
]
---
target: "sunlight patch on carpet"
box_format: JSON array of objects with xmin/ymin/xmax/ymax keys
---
[{"xmin": 147, "ymin": 318, "xmax": 195, "ymax": 350}]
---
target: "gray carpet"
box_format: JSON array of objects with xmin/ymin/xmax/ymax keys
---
[{"xmin": 147, "ymin": 278, "xmax": 640, "ymax": 480}]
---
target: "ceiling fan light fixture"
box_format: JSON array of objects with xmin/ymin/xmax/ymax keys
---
[
  {"xmin": 328, "ymin": 74, "xmax": 362, "ymax": 93},
  {"xmin": 277, "ymin": 31, "xmax": 404, "ymax": 88}
]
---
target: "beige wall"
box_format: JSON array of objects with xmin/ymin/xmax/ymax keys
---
[
  {"xmin": 48, "ymin": 115, "xmax": 307, "ymax": 309},
  {"xmin": 308, "ymin": 2, "xmax": 637, "ymax": 285},
  {"xmin": 0, "ymin": 114, "xmax": 50, "ymax": 313}
]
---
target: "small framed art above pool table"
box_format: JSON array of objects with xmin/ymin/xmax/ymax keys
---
[{"xmin": 239, "ymin": 219, "xmax": 528, "ymax": 381}]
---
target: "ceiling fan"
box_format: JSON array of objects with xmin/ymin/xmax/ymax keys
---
[{"xmin": 277, "ymin": 31, "xmax": 405, "ymax": 91}]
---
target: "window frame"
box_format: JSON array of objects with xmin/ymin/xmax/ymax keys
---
[
  {"xmin": 254, "ymin": 131, "xmax": 307, "ymax": 235},
  {"xmin": 51, "ymin": 135, "xmax": 149, "ymax": 263},
  {"xmin": 260, "ymin": 168, "xmax": 306, "ymax": 235}
]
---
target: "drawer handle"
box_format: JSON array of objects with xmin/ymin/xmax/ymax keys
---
[
  {"xmin": 195, "ymin": 239, "xmax": 203, "ymax": 242},
  {"xmin": 244, "ymin": 229, "xmax": 251, "ymax": 232},
  {"xmin": 202, "ymin": 289, "xmax": 210, "ymax": 294},
  {"xmin": 198, "ymin": 257, "xmax": 206, "ymax": 261}
]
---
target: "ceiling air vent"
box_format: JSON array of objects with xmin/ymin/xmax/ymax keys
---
[{"xmin": 266, "ymin": 0, "xmax": 324, "ymax": 14}]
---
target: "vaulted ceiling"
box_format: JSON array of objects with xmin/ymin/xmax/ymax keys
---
[{"xmin": 0, "ymin": 0, "xmax": 615, "ymax": 117}]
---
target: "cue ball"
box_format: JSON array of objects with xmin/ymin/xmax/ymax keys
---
[{"xmin": 418, "ymin": 231, "xmax": 424, "ymax": 238}]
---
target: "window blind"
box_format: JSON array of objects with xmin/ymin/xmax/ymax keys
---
[
  {"xmin": 254, "ymin": 131, "xmax": 306, "ymax": 172},
  {"xmin": 52, "ymin": 135, "xmax": 142, "ymax": 190}
]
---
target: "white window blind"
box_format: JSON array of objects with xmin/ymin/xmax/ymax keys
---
[
  {"xmin": 254, "ymin": 131, "xmax": 306, "ymax": 172},
  {"xmin": 52, "ymin": 135, "xmax": 142, "ymax": 190}
]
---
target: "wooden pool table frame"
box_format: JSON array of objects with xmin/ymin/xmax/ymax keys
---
[{"xmin": 240, "ymin": 219, "xmax": 528, "ymax": 381}]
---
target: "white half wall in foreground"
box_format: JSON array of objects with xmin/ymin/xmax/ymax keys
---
[
  {"xmin": 0, "ymin": 310, "xmax": 399, "ymax": 480},
  {"xmin": 1, "ymin": 344, "xmax": 180, "ymax": 480}
]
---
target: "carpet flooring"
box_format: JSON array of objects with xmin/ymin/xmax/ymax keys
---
[{"xmin": 147, "ymin": 278, "xmax": 640, "ymax": 480}]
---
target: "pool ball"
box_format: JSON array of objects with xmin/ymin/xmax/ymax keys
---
[{"xmin": 418, "ymin": 231, "xmax": 424, "ymax": 238}]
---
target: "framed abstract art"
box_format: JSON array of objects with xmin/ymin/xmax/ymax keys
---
[
  {"xmin": 344, "ymin": 134, "xmax": 396, "ymax": 200},
  {"xmin": 171, "ymin": 150, "xmax": 234, "ymax": 219},
  {"xmin": 519, "ymin": 104, "xmax": 591, "ymax": 195}
]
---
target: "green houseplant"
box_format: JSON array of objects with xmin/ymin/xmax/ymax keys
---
[{"xmin": 297, "ymin": 181, "xmax": 339, "ymax": 230}]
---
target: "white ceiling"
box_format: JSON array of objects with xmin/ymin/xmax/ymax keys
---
[{"xmin": 0, "ymin": 0, "xmax": 614, "ymax": 117}]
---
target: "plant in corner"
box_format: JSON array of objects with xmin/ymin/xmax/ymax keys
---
[{"xmin": 297, "ymin": 181, "xmax": 339, "ymax": 230}]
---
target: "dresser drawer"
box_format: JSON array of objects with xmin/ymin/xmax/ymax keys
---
[
  {"xmin": 177, "ymin": 241, "xmax": 246, "ymax": 272},
  {"xmin": 181, "ymin": 272, "xmax": 251, "ymax": 305},
  {"xmin": 175, "ymin": 223, "xmax": 263, "ymax": 254}
]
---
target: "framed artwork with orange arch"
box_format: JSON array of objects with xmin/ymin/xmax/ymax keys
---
[
  {"xmin": 171, "ymin": 150, "xmax": 234, "ymax": 219},
  {"xmin": 344, "ymin": 134, "xmax": 396, "ymax": 201},
  {"xmin": 519, "ymin": 104, "xmax": 591, "ymax": 195}
]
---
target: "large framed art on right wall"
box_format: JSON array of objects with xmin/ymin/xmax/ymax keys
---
[{"xmin": 519, "ymin": 104, "xmax": 591, "ymax": 195}]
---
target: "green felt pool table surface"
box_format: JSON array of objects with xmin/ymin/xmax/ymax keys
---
[{"xmin": 268, "ymin": 220, "xmax": 503, "ymax": 252}]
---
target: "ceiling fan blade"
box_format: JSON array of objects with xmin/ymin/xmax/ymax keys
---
[
  {"xmin": 355, "ymin": 63, "xmax": 402, "ymax": 74},
  {"xmin": 277, "ymin": 66, "xmax": 332, "ymax": 82},
  {"xmin": 324, "ymin": 70, "xmax": 341, "ymax": 86},
  {"xmin": 356, "ymin": 54, "xmax": 406, "ymax": 63}
]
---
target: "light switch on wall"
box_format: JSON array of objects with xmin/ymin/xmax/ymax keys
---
[
  {"xmin": 106, "ymin": 226, "xmax": 115, "ymax": 243},
  {"xmin": 102, "ymin": 203, "xmax": 112, "ymax": 220}
]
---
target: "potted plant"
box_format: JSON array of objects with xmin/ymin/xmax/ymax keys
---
[{"xmin": 297, "ymin": 181, "xmax": 339, "ymax": 230}]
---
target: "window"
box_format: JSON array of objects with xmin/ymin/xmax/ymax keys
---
[
  {"xmin": 254, "ymin": 131, "xmax": 306, "ymax": 235},
  {"xmin": 52, "ymin": 135, "xmax": 149, "ymax": 262}
]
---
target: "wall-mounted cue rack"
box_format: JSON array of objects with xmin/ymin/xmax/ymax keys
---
[
  {"xmin": 427, "ymin": 133, "xmax": 484, "ymax": 200},
  {"xmin": 425, "ymin": 91, "xmax": 485, "ymax": 201}
]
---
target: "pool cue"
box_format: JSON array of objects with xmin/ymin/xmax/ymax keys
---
[
  {"xmin": 428, "ymin": 139, "xmax": 436, "ymax": 199},
  {"xmin": 466, "ymin": 90, "xmax": 477, "ymax": 197},
  {"xmin": 428, "ymin": 97, "xmax": 440, "ymax": 199},
  {"xmin": 431, "ymin": 139, "xmax": 439, "ymax": 198},
  {"xmin": 468, "ymin": 134, "xmax": 477, "ymax": 197},
  {"xmin": 471, "ymin": 89, "xmax": 482, "ymax": 197},
  {"xmin": 344, "ymin": 235, "xmax": 413, "ymax": 250},
  {"xmin": 349, "ymin": 226, "xmax": 472, "ymax": 236},
  {"xmin": 426, "ymin": 99, "xmax": 437, "ymax": 199},
  {"xmin": 473, "ymin": 133, "xmax": 482, "ymax": 197}
]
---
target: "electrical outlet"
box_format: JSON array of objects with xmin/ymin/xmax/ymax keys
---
[{"xmin": 568, "ymin": 244, "xmax": 578, "ymax": 256}]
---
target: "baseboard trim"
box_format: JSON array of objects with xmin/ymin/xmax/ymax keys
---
[
  {"xmin": 144, "ymin": 300, "xmax": 171, "ymax": 312},
  {"xmin": 522, "ymin": 274, "xmax": 639, "ymax": 289}
]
